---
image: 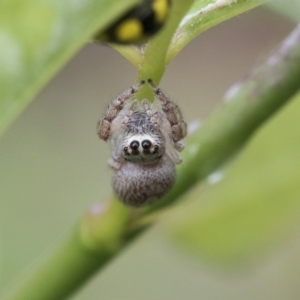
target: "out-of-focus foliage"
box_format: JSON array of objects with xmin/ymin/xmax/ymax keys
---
[
  {"xmin": 268, "ymin": 0, "xmax": 300, "ymax": 23},
  {"xmin": 0, "ymin": 0, "xmax": 138, "ymax": 137},
  {"xmin": 169, "ymin": 91, "xmax": 300, "ymax": 266}
]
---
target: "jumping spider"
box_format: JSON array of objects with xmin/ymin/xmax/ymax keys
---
[{"xmin": 97, "ymin": 79, "xmax": 187, "ymax": 206}]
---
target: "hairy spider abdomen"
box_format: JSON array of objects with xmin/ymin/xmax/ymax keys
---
[{"xmin": 112, "ymin": 154, "xmax": 176, "ymax": 206}]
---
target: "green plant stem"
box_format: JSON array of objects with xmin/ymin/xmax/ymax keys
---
[
  {"xmin": 3, "ymin": 231, "xmax": 109, "ymax": 300},
  {"xmin": 136, "ymin": 0, "xmax": 194, "ymax": 83},
  {"xmin": 135, "ymin": 0, "xmax": 194, "ymax": 101},
  {"xmin": 146, "ymin": 23, "xmax": 300, "ymax": 212},
  {"xmin": 3, "ymin": 24, "xmax": 300, "ymax": 300},
  {"xmin": 2, "ymin": 200, "xmax": 130, "ymax": 300}
]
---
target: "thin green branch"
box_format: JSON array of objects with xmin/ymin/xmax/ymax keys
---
[
  {"xmin": 2, "ymin": 231, "xmax": 107, "ymax": 300},
  {"xmin": 2, "ymin": 200, "xmax": 130, "ymax": 300},
  {"xmin": 136, "ymin": 0, "xmax": 194, "ymax": 83},
  {"xmin": 135, "ymin": 0, "xmax": 194, "ymax": 102},
  {"xmin": 3, "ymin": 23, "xmax": 300, "ymax": 300}
]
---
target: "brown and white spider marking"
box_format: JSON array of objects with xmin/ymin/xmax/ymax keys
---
[{"xmin": 97, "ymin": 79, "xmax": 187, "ymax": 207}]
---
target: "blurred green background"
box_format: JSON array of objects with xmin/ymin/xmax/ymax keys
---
[{"xmin": 0, "ymin": 6, "xmax": 298, "ymax": 300}]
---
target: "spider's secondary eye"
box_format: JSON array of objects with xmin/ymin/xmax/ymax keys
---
[
  {"xmin": 142, "ymin": 140, "xmax": 152, "ymax": 149},
  {"xmin": 154, "ymin": 145, "xmax": 159, "ymax": 150},
  {"xmin": 123, "ymin": 146, "xmax": 128, "ymax": 152},
  {"xmin": 130, "ymin": 141, "xmax": 140, "ymax": 150}
]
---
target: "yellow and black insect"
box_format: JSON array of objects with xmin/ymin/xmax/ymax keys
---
[{"xmin": 96, "ymin": 0, "xmax": 172, "ymax": 44}]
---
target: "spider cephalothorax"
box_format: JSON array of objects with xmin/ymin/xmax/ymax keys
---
[
  {"xmin": 122, "ymin": 106, "xmax": 166, "ymax": 164},
  {"xmin": 97, "ymin": 79, "xmax": 187, "ymax": 206}
]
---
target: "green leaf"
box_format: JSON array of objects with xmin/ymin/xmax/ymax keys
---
[
  {"xmin": 169, "ymin": 91, "xmax": 300, "ymax": 266},
  {"xmin": 0, "ymin": 0, "xmax": 139, "ymax": 137},
  {"xmin": 166, "ymin": 0, "xmax": 267, "ymax": 63},
  {"xmin": 267, "ymin": 0, "xmax": 300, "ymax": 23}
]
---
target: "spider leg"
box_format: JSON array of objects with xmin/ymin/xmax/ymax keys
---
[
  {"xmin": 108, "ymin": 157, "xmax": 122, "ymax": 170},
  {"xmin": 122, "ymin": 100, "xmax": 139, "ymax": 128},
  {"xmin": 147, "ymin": 79, "xmax": 187, "ymax": 143},
  {"xmin": 110, "ymin": 100, "xmax": 140, "ymax": 167},
  {"xmin": 142, "ymin": 99, "xmax": 161, "ymax": 130},
  {"xmin": 97, "ymin": 80, "xmax": 145, "ymax": 141}
]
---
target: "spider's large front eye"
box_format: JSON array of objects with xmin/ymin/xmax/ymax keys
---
[
  {"xmin": 142, "ymin": 140, "xmax": 151, "ymax": 149},
  {"xmin": 130, "ymin": 140, "xmax": 139, "ymax": 150}
]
